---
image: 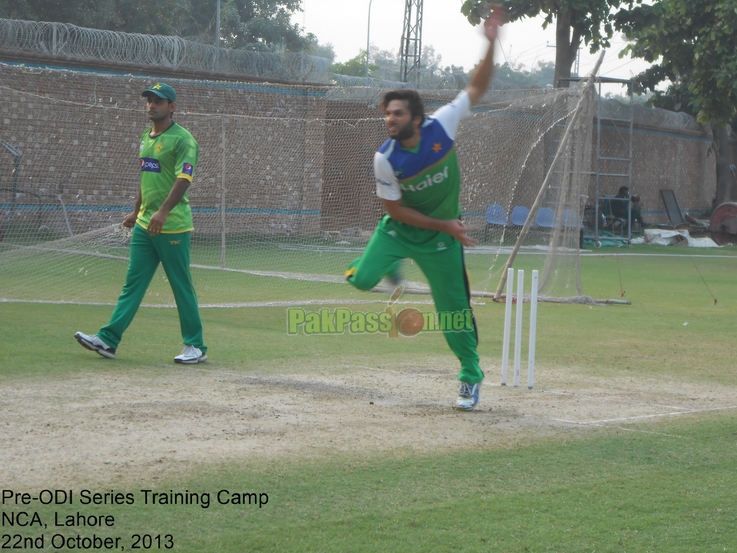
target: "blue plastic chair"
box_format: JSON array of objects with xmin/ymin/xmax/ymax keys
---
[
  {"xmin": 485, "ymin": 204, "xmax": 508, "ymax": 226},
  {"xmin": 509, "ymin": 206, "xmax": 530, "ymax": 227},
  {"xmin": 535, "ymin": 207, "xmax": 556, "ymax": 229},
  {"xmin": 562, "ymin": 209, "xmax": 584, "ymax": 228}
]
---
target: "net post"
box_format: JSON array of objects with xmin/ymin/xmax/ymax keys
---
[
  {"xmin": 220, "ymin": 116, "xmax": 227, "ymax": 269},
  {"xmin": 493, "ymin": 52, "xmax": 605, "ymax": 301}
]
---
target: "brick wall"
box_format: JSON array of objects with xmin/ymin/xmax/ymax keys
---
[{"xmin": 1, "ymin": 63, "xmax": 731, "ymax": 238}]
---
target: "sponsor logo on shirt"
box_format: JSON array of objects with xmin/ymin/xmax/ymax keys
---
[
  {"xmin": 400, "ymin": 165, "xmax": 449, "ymax": 193},
  {"xmin": 182, "ymin": 163, "xmax": 193, "ymax": 176},
  {"xmin": 140, "ymin": 157, "xmax": 161, "ymax": 173}
]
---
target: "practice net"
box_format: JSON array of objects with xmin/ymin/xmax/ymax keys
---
[{"xmin": 0, "ymin": 63, "xmax": 595, "ymax": 307}]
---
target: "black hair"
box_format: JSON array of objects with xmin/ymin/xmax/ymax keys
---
[
  {"xmin": 380, "ymin": 89, "xmax": 425, "ymax": 123},
  {"xmin": 618, "ymin": 186, "xmax": 629, "ymax": 195}
]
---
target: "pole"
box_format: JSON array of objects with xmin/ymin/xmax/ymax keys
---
[
  {"xmin": 2, "ymin": 141, "xmax": 22, "ymax": 227},
  {"xmin": 366, "ymin": 0, "xmax": 373, "ymax": 78},
  {"xmin": 215, "ymin": 0, "xmax": 221, "ymax": 71},
  {"xmin": 220, "ymin": 117, "xmax": 227, "ymax": 268}
]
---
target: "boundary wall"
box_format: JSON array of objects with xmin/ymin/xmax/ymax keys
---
[{"xmin": 0, "ymin": 62, "xmax": 730, "ymax": 237}]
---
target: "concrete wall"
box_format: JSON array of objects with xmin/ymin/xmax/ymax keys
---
[{"xmin": 595, "ymin": 114, "xmax": 717, "ymax": 225}]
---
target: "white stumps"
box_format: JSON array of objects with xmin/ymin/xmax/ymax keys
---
[
  {"xmin": 513, "ymin": 269, "xmax": 524, "ymax": 388},
  {"xmin": 501, "ymin": 268, "xmax": 538, "ymax": 390},
  {"xmin": 528, "ymin": 270, "xmax": 538, "ymax": 389},
  {"xmin": 500, "ymin": 268, "xmax": 514, "ymax": 386}
]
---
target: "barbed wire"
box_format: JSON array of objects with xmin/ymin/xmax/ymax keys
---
[
  {"xmin": 0, "ymin": 18, "xmax": 473, "ymax": 90},
  {"xmin": 0, "ymin": 18, "xmax": 332, "ymax": 82}
]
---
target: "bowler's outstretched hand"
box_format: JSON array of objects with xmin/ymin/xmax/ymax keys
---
[{"xmin": 484, "ymin": 4, "xmax": 505, "ymax": 42}]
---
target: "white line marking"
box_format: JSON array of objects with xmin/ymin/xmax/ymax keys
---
[{"xmin": 548, "ymin": 405, "xmax": 737, "ymax": 425}]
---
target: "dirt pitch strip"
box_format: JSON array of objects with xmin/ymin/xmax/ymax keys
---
[{"xmin": 2, "ymin": 364, "xmax": 736, "ymax": 488}]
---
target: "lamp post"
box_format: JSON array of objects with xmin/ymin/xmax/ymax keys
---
[{"xmin": 366, "ymin": 0, "xmax": 373, "ymax": 78}]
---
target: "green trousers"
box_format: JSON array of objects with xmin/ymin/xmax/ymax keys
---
[
  {"xmin": 346, "ymin": 224, "xmax": 482, "ymax": 384},
  {"xmin": 98, "ymin": 224, "xmax": 206, "ymax": 353}
]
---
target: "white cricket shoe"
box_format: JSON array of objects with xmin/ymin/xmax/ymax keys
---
[
  {"xmin": 74, "ymin": 332, "xmax": 116, "ymax": 359},
  {"xmin": 174, "ymin": 345, "xmax": 207, "ymax": 364},
  {"xmin": 455, "ymin": 381, "xmax": 481, "ymax": 410}
]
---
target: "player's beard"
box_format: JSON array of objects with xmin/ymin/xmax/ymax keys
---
[
  {"xmin": 389, "ymin": 119, "xmax": 415, "ymax": 142},
  {"xmin": 148, "ymin": 110, "xmax": 170, "ymax": 124}
]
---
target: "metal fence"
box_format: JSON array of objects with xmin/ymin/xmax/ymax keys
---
[
  {"xmin": 0, "ymin": 18, "xmax": 332, "ymax": 83},
  {"xmin": 0, "ymin": 18, "xmax": 473, "ymax": 90}
]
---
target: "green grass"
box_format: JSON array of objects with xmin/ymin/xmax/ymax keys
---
[
  {"xmin": 2, "ymin": 247, "xmax": 737, "ymax": 551},
  {"xmin": 4, "ymin": 417, "xmax": 736, "ymax": 552}
]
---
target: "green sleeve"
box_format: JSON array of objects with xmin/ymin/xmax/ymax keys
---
[{"xmin": 175, "ymin": 134, "xmax": 199, "ymax": 182}]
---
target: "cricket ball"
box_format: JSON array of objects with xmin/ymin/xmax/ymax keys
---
[{"xmin": 396, "ymin": 308, "xmax": 425, "ymax": 336}]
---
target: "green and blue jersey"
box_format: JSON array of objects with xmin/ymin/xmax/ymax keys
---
[{"xmin": 374, "ymin": 91, "xmax": 471, "ymax": 249}]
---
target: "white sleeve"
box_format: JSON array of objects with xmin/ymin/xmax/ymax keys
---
[
  {"xmin": 374, "ymin": 150, "xmax": 402, "ymax": 201},
  {"xmin": 430, "ymin": 90, "xmax": 471, "ymax": 141}
]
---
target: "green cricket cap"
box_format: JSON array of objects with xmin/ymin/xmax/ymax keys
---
[{"xmin": 142, "ymin": 83, "xmax": 176, "ymax": 102}]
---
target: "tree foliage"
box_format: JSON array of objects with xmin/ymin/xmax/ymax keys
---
[
  {"xmin": 370, "ymin": 46, "xmax": 400, "ymax": 81},
  {"xmin": 494, "ymin": 60, "xmax": 555, "ymax": 89},
  {"xmin": 460, "ymin": 0, "xmax": 624, "ymax": 86},
  {"xmin": 1, "ymin": 0, "xmax": 120, "ymax": 29},
  {"xmin": 615, "ymin": 0, "xmax": 737, "ymax": 125},
  {"xmin": 332, "ymin": 45, "xmax": 445, "ymax": 81},
  {"xmin": 615, "ymin": 0, "xmax": 737, "ymax": 203},
  {"xmin": 305, "ymin": 35, "xmax": 335, "ymax": 63},
  {"xmin": 0, "ymin": 0, "xmax": 311, "ymax": 52},
  {"xmin": 329, "ymin": 51, "xmax": 379, "ymax": 78},
  {"xmin": 216, "ymin": 0, "xmax": 306, "ymax": 51}
]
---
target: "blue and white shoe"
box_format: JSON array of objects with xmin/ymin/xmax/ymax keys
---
[
  {"xmin": 74, "ymin": 332, "xmax": 116, "ymax": 359},
  {"xmin": 455, "ymin": 381, "xmax": 481, "ymax": 410}
]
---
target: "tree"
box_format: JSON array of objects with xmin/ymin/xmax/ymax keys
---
[
  {"xmin": 329, "ymin": 51, "xmax": 379, "ymax": 78},
  {"xmin": 215, "ymin": 0, "xmax": 307, "ymax": 51},
  {"xmin": 0, "ymin": 0, "xmax": 312, "ymax": 52},
  {"xmin": 371, "ymin": 46, "xmax": 400, "ymax": 81},
  {"xmin": 334, "ymin": 44, "xmax": 447, "ymax": 83},
  {"xmin": 421, "ymin": 45, "xmax": 443, "ymax": 72},
  {"xmin": 615, "ymin": 0, "xmax": 737, "ymax": 203},
  {"xmin": 305, "ymin": 35, "xmax": 335, "ymax": 63},
  {"xmin": 111, "ymin": 0, "xmax": 195, "ymax": 36},
  {"xmin": 460, "ymin": 0, "xmax": 624, "ymax": 87},
  {"xmin": 493, "ymin": 60, "xmax": 555, "ymax": 89},
  {"xmin": 0, "ymin": 0, "xmax": 119, "ymax": 28}
]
